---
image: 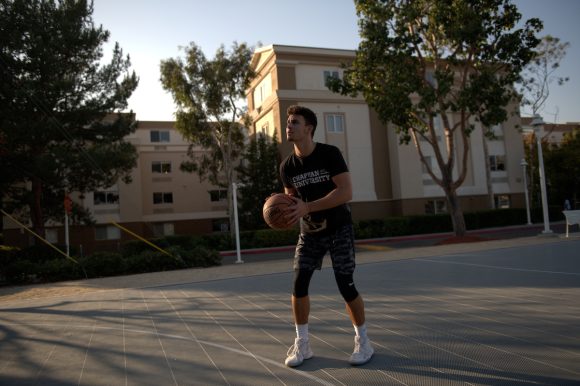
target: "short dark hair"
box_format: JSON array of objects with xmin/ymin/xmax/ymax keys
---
[{"xmin": 287, "ymin": 105, "xmax": 317, "ymax": 137}]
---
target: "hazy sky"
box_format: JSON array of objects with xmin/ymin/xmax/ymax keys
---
[{"xmin": 92, "ymin": 0, "xmax": 579, "ymax": 124}]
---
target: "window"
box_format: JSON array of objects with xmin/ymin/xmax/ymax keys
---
[
  {"xmin": 152, "ymin": 161, "xmax": 172, "ymax": 174},
  {"xmin": 212, "ymin": 219, "xmax": 229, "ymax": 232},
  {"xmin": 323, "ymin": 70, "xmax": 340, "ymax": 85},
  {"xmin": 95, "ymin": 225, "xmax": 121, "ymax": 240},
  {"xmin": 495, "ymin": 195, "xmax": 510, "ymax": 209},
  {"xmin": 150, "ymin": 130, "xmax": 170, "ymax": 143},
  {"xmin": 325, "ymin": 114, "xmax": 345, "ymax": 133},
  {"xmin": 46, "ymin": 229, "xmax": 58, "ymax": 244},
  {"xmin": 260, "ymin": 123, "xmax": 269, "ymax": 136},
  {"xmin": 489, "ymin": 155, "xmax": 506, "ymax": 171},
  {"xmin": 153, "ymin": 192, "xmax": 173, "ymax": 204},
  {"xmin": 153, "ymin": 222, "xmax": 174, "ymax": 237},
  {"xmin": 94, "ymin": 191, "xmax": 119, "ymax": 205},
  {"xmin": 209, "ymin": 189, "xmax": 227, "ymax": 202},
  {"xmin": 425, "ymin": 199, "xmax": 447, "ymax": 214}
]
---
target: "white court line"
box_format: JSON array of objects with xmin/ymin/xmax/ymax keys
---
[
  {"xmin": 322, "ymin": 295, "xmax": 580, "ymax": 378},
  {"xmin": 121, "ymin": 289, "xmax": 128, "ymax": 386},
  {"xmin": 405, "ymin": 292, "xmax": 580, "ymax": 358},
  {"xmin": 446, "ymin": 285, "xmax": 580, "ymax": 311},
  {"xmin": 412, "ymin": 290, "xmax": 580, "ymax": 342},
  {"xmin": 34, "ymin": 292, "xmax": 91, "ymax": 382},
  {"xmin": 202, "ymin": 291, "xmax": 287, "ymax": 385},
  {"xmin": 77, "ymin": 322, "xmax": 97, "ymax": 386},
  {"xmin": 139, "ymin": 291, "xmax": 178, "ymax": 386},
  {"xmin": 1, "ymin": 322, "xmax": 335, "ymax": 386},
  {"xmin": 417, "ymin": 258, "xmax": 580, "ymax": 276},
  {"xmin": 316, "ymin": 294, "xmax": 483, "ymax": 384},
  {"xmin": 172, "ymin": 290, "xmax": 234, "ymax": 385}
]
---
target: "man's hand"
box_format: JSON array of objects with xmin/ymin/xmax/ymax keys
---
[{"xmin": 285, "ymin": 196, "xmax": 309, "ymax": 225}]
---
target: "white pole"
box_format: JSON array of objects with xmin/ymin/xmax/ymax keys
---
[
  {"xmin": 521, "ymin": 159, "xmax": 532, "ymax": 225},
  {"xmin": 536, "ymin": 133, "xmax": 552, "ymax": 234},
  {"xmin": 232, "ymin": 182, "xmax": 243, "ymax": 264}
]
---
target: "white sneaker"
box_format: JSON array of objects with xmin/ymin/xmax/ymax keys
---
[
  {"xmin": 285, "ymin": 338, "xmax": 313, "ymax": 367},
  {"xmin": 349, "ymin": 336, "xmax": 374, "ymax": 365}
]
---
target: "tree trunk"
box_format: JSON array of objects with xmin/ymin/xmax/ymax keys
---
[
  {"xmin": 31, "ymin": 176, "xmax": 45, "ymax": 241},
  {"xmin": 446, "ymin": 189, "xmax": 466, "ymax": 237}
]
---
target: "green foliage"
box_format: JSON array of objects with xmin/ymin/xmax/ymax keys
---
[
  {"xmin": 237, "ymin": 133, "xmax": 283, "ymax": 229},
  {"xmin": 160, "ymin": 42, "xmax": 257, "ymax": 233},
  {"xmin": 0, "ymin": 0, "xmax": 139, "ymax": 234},
  {"xmin": 80, "ymin": 252, "xmax": 127, "ymax": 278},
  {"xmin": 544, "ymin": 128, "xmax": 580, "ymax": 207},
  {"xmin": 519, "ymin": 35, "xmax": 570, "ymax": 116},
  {"xmin": 328, "ymin": 0, "xmax": 542, "ymax": 236}
]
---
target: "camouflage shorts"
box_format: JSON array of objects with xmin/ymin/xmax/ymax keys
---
[{"xmin": 294, "ymin": 224, "xmax": 356, "ymax": 275}]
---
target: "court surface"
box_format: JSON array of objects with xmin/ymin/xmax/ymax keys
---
[{"xmin": 1, "ymin": 237, "xmax": 579, "ymax": 385}]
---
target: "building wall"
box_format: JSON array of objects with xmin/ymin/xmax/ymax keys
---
[{"xmin": 247, "ymin": 44, "xmax": 528, "ymax": 219}]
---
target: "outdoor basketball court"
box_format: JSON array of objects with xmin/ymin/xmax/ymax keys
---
[{"xmin": 1, "ymin": 237, "xmax": 579, "ymax": 385}]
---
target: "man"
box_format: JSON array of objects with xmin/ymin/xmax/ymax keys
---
[{"xmin": 280, "ymin": 105, "xmax": 373, "ymax": 367}]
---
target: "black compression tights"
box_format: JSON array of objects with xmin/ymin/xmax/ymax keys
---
[{"xmin": 293, "ymin": 269, "xmax": 359, "ymax": 302}]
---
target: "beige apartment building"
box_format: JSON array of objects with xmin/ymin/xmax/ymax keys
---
[
  {"xmin": 3, "ymin": 121, "xmax": 230, "ymax": 253},
  {"xmin": 3, "ymin": 44, "xmax": 530, "ymax": 253},
  {"xmin": 246, "ymin": 44, "xmax": 528, "ymax": 219}
]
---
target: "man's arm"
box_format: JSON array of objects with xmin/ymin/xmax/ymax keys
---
[{"xmin": 285, "ymin": 172, "xmax": 352, "ymax": 224}]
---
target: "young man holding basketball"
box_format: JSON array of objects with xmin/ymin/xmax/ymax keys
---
[{"xmin": 280, "ymin": 105, "xmax": 373, "ymax": 367}]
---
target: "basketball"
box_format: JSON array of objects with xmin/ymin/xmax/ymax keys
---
[{"xmin": 263, "ymin": 193, "xmax": 295, "ymax": 229}]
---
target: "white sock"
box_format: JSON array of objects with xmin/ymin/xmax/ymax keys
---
[
  {"xmin": 354, "ymin": 323, "xmax": 367, "ymax": 339},
  {"xmin": 296, "ymin": 324, "xmax": 309, "ymax": 340}
]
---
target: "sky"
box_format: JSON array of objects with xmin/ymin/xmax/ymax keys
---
[{"xmin": 92, "ymin": 0, "xmax": 580, "ymax": 124}]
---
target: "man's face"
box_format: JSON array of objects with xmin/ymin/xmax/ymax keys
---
[{"xmin": 286, "ymin": 114, "xmax": 311, "ymax": 142}]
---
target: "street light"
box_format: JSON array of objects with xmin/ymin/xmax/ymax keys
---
[
  {"xmin": 520, "ymin": 158, "xmax": 532, "ymax": 225},
  {"xmin": 522, "ymin": 114, "xmax": 553, "ymax": 235},
  {"xmin": 232, "ymin": 182, "xmax": 244, "ymax": 264}
]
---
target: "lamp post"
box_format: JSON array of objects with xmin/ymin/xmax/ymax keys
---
[
  {"xmin": 232, "ymin": 182, "xmax": 244, "ymax": 264},
  {"xmin": 520, "ymin": 158, "xmax": 532, "ymax": 225},
  {"xmin": 523, "ymin": 114, "xmax": 553, "ymax": 234}
]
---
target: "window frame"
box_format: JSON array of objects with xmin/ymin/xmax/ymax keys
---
[
  {"xmin": 150, "ymin": 130, "xmax": 170, "ymax": 143},
  {"xmin": 324, "ymin": 113, "xmax": 345, "ymax": 133},
  {"xmin": 153, "ymin": 192, "xmax": 174, "ymax": 204}
]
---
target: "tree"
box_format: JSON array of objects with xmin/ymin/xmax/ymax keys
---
[
  {"xmin": 519, "ymin": 35, "xmax": 570, "ymax": 118},
  {"xmin": 544, "ymin": 128, "xmax": 580, "ymax": 209},
  {"xmin": 0, "ymin": 0, "xmax": 139, "ymax": 238},
  {"xmin": 518, "ymin": 35, "xmax": 569, "ymax": 208},
  {"xmin": 160, "ymin": 42, "xmax": 256, "ymax": 235},
  {"xmin": 236, "ymin": 132, "xmax": 282, "ymax": 229},
  {"xmin": 328, "ymin": 0, "xmax": 541, "ymax": 236}
]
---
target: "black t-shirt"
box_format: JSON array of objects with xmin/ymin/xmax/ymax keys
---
[{"xmin": 280, "ymin": 142, "xmax": 352, "ymax": 234}]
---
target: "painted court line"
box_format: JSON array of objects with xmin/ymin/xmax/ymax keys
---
[
  {"xmin": 417, "ymin": 258, "xmax": 580, "ymax": 276},
  {"xmin": 1, "ymin": 322, "xmax": 336, "ymax": 386}
]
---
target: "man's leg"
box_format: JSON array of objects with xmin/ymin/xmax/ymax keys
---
[
  {"xmin": 292, "ymin": 294, "xmax": 310, "ymax": 325},
  {"xmin": 330, "ymin": 224, "xmax": 374, "ymax": 365},
  {"xmin": 345, "ymin": 294, "xmax": 365, "ymax": 326},
  {"xmin": 285, "ymin": 270, "xmax": 315, "ymax": 367}
]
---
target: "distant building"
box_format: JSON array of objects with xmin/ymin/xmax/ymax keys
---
[
  {"xmin": 3, "ymin": 44, "xmax": 535, "ymax": 253},
  {"xmin": 246, "ymin": 44, "xmax": 528, "ymax": 218},
  {"xmin": 3, "ymin": 121, "xmax": 229, "ymax": 254},
  {"xmin": 521, "ymin": 117, "xmax": 579, "ymax": 145}
]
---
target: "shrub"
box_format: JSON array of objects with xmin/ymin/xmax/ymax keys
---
[
  {"xmin": 39, "ymin": 258, "xmax": 82, "ymax": 282},
  {"xmin": 4, "ymin": 259, "xmax": 37, "ymax": 284},
  {"xmin": 80, "ymin": 252, "xmax": 127, "ymax": 278},
  {"xmin": 179, "ymin": 246, "xmax": 221, "ymax": 268}
]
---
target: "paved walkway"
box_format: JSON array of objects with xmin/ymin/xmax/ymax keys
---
[{"xmin": 1, "ymin": 235, "xmax": 579, "ymax": 385}]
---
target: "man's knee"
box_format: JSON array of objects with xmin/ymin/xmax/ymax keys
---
[
  {"xmin": 293, "ymin": 269, "xmax": 314, "ymax": 298},
  {"xmin": 335, "ymin": 273, "xmax": 359, "ymax": 302}
]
